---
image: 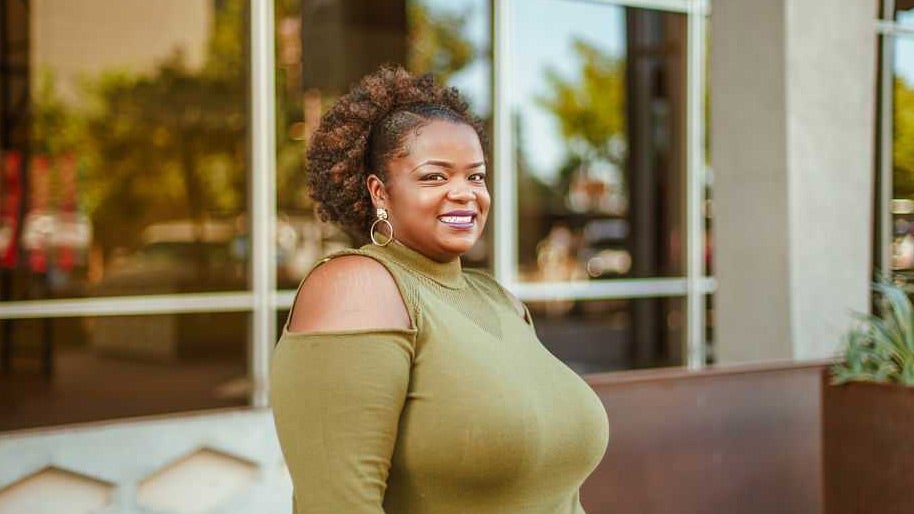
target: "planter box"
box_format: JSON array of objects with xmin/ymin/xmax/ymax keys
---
[{"xmin": 823, "ymin": 370, "xmax": 914, "ymax": 514}]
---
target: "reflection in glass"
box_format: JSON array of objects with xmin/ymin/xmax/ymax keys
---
[
  {"xmin": 511, "ymin": 1, "xmax": 687, "ymax": 280},
  {"xmin": 275, "ymin": 0, "xmax": 492, "ymax": 288},
  {"xmin": 530, "ymin": 296, "xmax": 685, "ymax": 372},
  {"xmin": 0, "ymin": 312, "xmax": 248, "ymax": 431},
  {"xmin": 0, "ymin": 0, "xmax": 250, "ymax": 300},
  {"xmin": 894, "ymin": 1, "xmax": 914, "ymax": 24},
  {"xmin": 891, "ymin": 36, "xmax": 914, "ymax": 278}
]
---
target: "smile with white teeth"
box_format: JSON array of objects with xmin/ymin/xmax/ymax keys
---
[{"xmin": 439, "ymin": 215, "xmax": 473, "ymax": 224}]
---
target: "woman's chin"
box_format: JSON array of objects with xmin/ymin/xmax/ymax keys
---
[
  {"xmin": 441, "ymin": 230, "xmax": 479, "ymax": 254},
  {"xmin": 435, "ymin": 236, "xmax": 479, "ymax": 258}
]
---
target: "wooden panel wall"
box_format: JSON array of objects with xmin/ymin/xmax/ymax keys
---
[{"xmin": 580, "ymin": 362, "xmax": 826, "ymax": 514}]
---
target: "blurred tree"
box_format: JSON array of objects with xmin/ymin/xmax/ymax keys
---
[
  {"xmin": 81, "ymin": 54, "xmax": 246, "ymax": 254},
  {"xmin": 31, "ymin": 69, "xmax": 82, "ymax": 157},
  {"xmin": 894, "ymin": 77, "xmax": 914, "ymax": 199},
  {"xmin": 275, "ymin": 0, "xmax": 313, "ymax": 214},
  {"xmin": 534, "ymin": 37, "xmax": 626, "ymax": 217},
  {"xmin": 536, "ymin": 38, "xmax": 626, "ymax": 166},
  {"xmin": 407, "ymin": 2, "xmax": 475, "ymax": 83},
  {"xmin": 69, "ymin": 0, "xmax": 248, "ymax": 279}
]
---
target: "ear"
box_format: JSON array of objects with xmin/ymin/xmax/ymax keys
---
[{"xmin": 366, "ymin": 174, "xmax": 387, "ymax": 209}]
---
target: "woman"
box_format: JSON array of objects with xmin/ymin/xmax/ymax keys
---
[{"xmin": 270, "ymin": 65, "xmax": 609, "ymax": 514}]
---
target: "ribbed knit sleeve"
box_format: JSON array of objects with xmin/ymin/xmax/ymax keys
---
[{"xmin": 269, "ymin": 328, "xmax": 416, "ymax": 514}]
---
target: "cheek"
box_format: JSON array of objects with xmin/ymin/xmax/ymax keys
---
[{"xmin": 478, "ymin": 190, "xmax": 492, "ymax": 214}]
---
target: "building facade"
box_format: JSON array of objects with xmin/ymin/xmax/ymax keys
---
[{"xmin": 0, "ymin": 0, "xmax": 904, "ymax": 512}]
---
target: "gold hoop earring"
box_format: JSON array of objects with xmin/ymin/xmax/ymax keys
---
[{"xmin": 370, "ymin": 208, "xmax": 394, "ymax": 247}]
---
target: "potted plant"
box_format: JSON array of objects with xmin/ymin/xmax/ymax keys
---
[{"xmin": 824, "ymin": 281, "xmax": 914, "ymax": 514}]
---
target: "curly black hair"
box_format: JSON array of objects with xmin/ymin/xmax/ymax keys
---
[{"xmin": 306, "ymin": 65, "xmax": 488, "ymax": 241}]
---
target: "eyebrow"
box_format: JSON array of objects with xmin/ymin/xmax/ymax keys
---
[{"xmin": 411, "ymin": 160, "xmax": 486, "ymax": 173}]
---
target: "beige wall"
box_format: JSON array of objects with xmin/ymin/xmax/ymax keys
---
[
  {"xmin": 711, "ymin": 0, "xmax": 877, "ymax": 363},
  {"xmin": 710, "ymin": 0, "xmax": 792, "ymax": 363},
  {"xmin": 0, "ymin": 410, "xmax": 291, "ymax": 514},
  {"xmin": 31, "ymin": 0, "xmax": 211, "ymax": 103}
]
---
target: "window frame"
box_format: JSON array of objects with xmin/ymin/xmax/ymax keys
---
[{"xmin": 492, "ymin": 0, "xmax": 712, "ymax": 369}]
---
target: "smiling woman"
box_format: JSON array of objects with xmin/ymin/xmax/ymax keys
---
[
  {"xmin": 366, "ymin": 120, "xmax": 490, "ymax": 262},
  {"xmin": 269, "ymin": 65, "xmax": 609, "ymax": 514}
]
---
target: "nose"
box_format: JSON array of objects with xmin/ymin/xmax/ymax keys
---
[{"xmin": 446, "ymin": 182, "xmax": 475, "ymax": 202}]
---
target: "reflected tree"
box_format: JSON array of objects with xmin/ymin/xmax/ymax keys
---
[
  {"xmin": 895, "ymin": 77, "xmax": 914, "ymax": 199},
  {"xmin": 31, "ymin": 70, "xmax": 83, "ymax": 157},
  {"xmin": 78, "ymin": 0, "xmax": 247, "ymax": 263},
  {"xmin": 537, "ymin": 39, "xmax": 626, "ymax": 165},
  {"xmin": 535, "ymin": 39, "xmax": 626, "ymax": 211},
  {"xmin": 407, "ymin": 2, "xmax": 475, "ymax": 83}
]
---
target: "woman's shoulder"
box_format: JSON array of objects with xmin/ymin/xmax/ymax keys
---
[{"xmin": 286, "ymin": 251, "xmax": 412, "ymax": 333}]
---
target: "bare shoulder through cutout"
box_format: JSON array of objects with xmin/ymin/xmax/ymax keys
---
[{"xmin": 287, "ymin": 255, "xmax": 411, "ymax": 333}]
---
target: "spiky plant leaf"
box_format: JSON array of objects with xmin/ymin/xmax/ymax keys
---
[
  {"xmin": 833, "ymin": 280, "xmax": 914, "ymax": 386},
  {"xmin": 875, "ymin": 282, "xmax": 914, "ymax": 354}
]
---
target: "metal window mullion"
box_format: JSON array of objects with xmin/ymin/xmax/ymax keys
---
[
  {"xmin": 684, "ymin": 0, "xmax": 708, "ymax": 370},
  {"xmin": 511, "ymin": 277, "xmax": 689, "ymax": 301},
  {"xmin": 0, "ymin": 292, "xmax": 255, "ymax": 319},
  {"xmin": 493, "ymin": 0, "xmax": 518, "ymax": 287},
  {"xmin": 876, "ymin": 21, "xmax": 914, "ymax": 37},
  {"xmin": 250, "ymin": 0, "xmax": 277, "ymax": 409},
  {"xmin": 879, "ymin": 32, "xmax": 894, "ymax": 279}
]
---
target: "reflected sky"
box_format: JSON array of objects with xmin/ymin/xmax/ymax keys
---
[
  {"xmin": 897, "ymin": 7, "xmax": 914, "ymax": 85},
  {"xmin": 422, "ymin": 1, "xmax": 910, "ymax": 184},
  {"xmin": 510, "ymin": 0, "xmax": 624, "ymax": 183},
  {"xmin": 421, "ymin": 0, "xmax": 491, "ymax": 114},
  {"xmin": 897, "ymin": 36, "xmax": 914, "ymax": 86},
  {"xmin": 423, "ymin": 0, "xmax": 623, "ymax": 184}
]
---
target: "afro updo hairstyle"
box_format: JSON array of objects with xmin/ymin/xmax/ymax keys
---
[{"xmin": 306, "ymin": 65, "xmax": 488, "ymax": 242}]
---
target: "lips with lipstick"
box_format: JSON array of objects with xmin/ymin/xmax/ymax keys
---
[{"xmin": 437, "ymin": 210, "xmax": 476, "ymax": 230}]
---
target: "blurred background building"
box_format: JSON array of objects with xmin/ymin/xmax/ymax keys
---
[{"xmin": 0, "ymin": 0, "xmax": 905, "ymax": 512}]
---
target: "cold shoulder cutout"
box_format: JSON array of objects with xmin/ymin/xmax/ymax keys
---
[{"xmin": 286, "ymin": 254, "xmax": 411, "ymax": 334}]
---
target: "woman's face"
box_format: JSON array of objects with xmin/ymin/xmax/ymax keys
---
[{"xmin": 368, "ymin": 120, "xmax": 490, "ymax": 262}]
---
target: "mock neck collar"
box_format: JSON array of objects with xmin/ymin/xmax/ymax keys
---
[{"xmin": 364, "ymin": 240, "xmax": 466, "ymax": 289}]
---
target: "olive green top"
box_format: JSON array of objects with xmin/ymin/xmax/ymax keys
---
[{"xmin": 269, "ymin": 242, "xmax": 610, "ymax": 514}]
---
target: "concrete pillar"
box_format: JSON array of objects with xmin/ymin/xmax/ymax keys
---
[{"xmin": 710, "ymin": 0, "xmax": 876, "ymax": 363}]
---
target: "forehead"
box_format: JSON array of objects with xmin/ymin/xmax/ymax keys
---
[{"xmin": 401, "ymin": 120, "xmax": 484, "ymax": 162}]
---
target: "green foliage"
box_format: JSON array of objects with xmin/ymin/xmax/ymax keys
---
[
  {"xmin": 30, "ymin": 0, "xmax": 251, "ymax": 255},
  {"xmin": 203, "ymin": 0, "xmax": 246, "ymax": 80},
  {"xmin": 31, "ymin": 69, "xmax": 84, "ymax": 155},
  {"xmin": 895, "ymin": 77, "xmax": 914, "ymax": 199},
  {"xmin": 407, "ymin": 2, "xmax": 475, "ymax": 83},
  {"xmin": 832, "ymin": 281, "xmax": 914, "ymax": 386},
  {"xmin": 536, "ymin": 38, "xmax": 626, "ymax": 163},
  {"xmin": 80, "ymin": 51, "xmax": 247, "ymax": 252}
]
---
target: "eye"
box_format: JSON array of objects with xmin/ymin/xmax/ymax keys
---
[
  {"xmin": 420, "ymin": 173, "xmax": 447, "ymax": 182},
  {"xmin": 469, "ymin": 172, "xmax": 487, "ymax": 183}
]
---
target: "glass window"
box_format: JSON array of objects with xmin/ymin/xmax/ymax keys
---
[
  {"xmin": 0, "ymin": 0, "xmax": 250, "ymax": 300},
  {"xmin": 511, "ymin": 1, "xmax": 688, "ymax": 281},
  {"xmin": 531, "ymin": 296, "xmax": 685, "ymax": 372},
  {"xmin": 275, "ymin": 0, "xmax": 493, "ymax": 289},
  {"xmin": 0, "ymin": 0, "xmax": 252, "ymax": 433},
  {"xmin": 891, "ymin": 35, "xmax": 914, "ymax": 278},
  {"xmin": 894, "ymin": 0, "xmax": 914, "ymax": 24},
  {"xmin": 0, "ymin": 312, "xmax": 248, "ymax": 431}
]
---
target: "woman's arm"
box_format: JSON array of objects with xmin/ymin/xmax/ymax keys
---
[{"xmin": 271, "ymin": 256, "xmax": 414, "ymax": 513}]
